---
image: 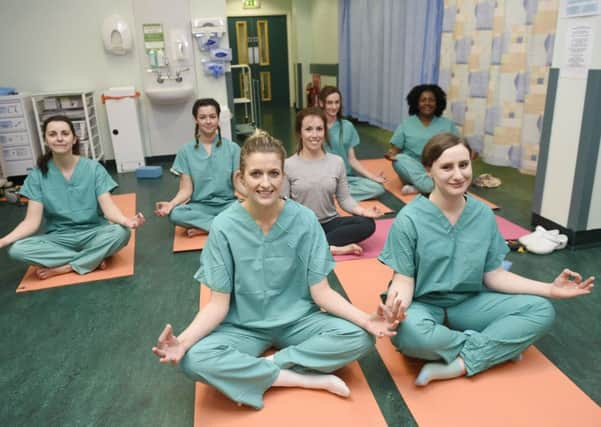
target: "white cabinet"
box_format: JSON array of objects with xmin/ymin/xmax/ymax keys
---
[
  {"xmin": 104, "ymin": 87, "xmax": 145, "ymax": 173},
  {"xmin": 0, "ymin": 94, "xmax": 41, "ymax": 177},
  {"xmin": 32, "ymin": 91, "xmax": 104, "ymax": 161}
]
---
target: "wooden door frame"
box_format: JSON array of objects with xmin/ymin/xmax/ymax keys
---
[{"xmin": 227, "ymin": 13, "xmax": 294, "ymax": 108}]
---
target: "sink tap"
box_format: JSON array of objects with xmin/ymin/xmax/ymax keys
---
[
  {"xmin": 175, "ymin": 67, "xmax": 190, "ymax": 83},
  {"xmin": 147, "ymin": 68, "xmax": 166, "ymax": 84}
]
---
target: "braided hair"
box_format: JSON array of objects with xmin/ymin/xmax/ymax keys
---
[{"xmin": 192, "ymin": 98, "xmax": 222, "ymax": 149}]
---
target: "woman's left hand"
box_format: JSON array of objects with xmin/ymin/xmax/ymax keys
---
[
  {"xmin": 549, "ymin": 269, "xmax": 594, "ymax": 299},
  {"xmin": 123, "ymin": 212, "xmax": 145, "ymax": 229}
]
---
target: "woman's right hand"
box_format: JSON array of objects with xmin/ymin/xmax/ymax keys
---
[
  {"xmin": 152, "ymin": 324, "xmax": 187, "ymax": 364},
  {"xmin": 154, "ymin": 201, "xmax": 174, "ymax": 217}
]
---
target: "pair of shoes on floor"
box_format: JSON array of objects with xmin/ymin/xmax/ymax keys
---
[
  {"xmin": 518, "ymin": 226, "xmax": 568, "ymax": 254},
  {"xmin": 473, "ymin": 173, "xmax": 502, "ymax": 188},
  {"xmin": 401, "ymin": 184, "xmax": 418, "ymax": 195}
]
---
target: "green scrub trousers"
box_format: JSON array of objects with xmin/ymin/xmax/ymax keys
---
[
  {"xmin": 9, "ymin": 224, "xmax": 130, "ymax": 274},
  {"xmin": 391, "ymin": 292, "xmax": 555, "ymax": 376},
  {"xmin": 169, "ymin": 201, "xmax": 235, "ymax": 231},
  {"xmin": 181, "ymin": 310, "xmax": 374, "ymax": 409}
]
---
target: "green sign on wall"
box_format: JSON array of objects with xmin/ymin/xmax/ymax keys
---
[{"xmin": 243, "ymin": 0, "xmax": 260, "ymax": 9}]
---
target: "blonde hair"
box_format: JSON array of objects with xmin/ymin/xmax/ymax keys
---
[{"xmin": 240, "ymin": 129, "xmax": 287, "ymax": 173}]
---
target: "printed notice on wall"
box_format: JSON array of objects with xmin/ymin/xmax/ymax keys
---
[
  {"xmin": 561, "ymin": 0, "xmax": 601, "ymax": 17},
  {"xmin": 561, "ymin": 24, "xmax": 593, "ymax": 79}
]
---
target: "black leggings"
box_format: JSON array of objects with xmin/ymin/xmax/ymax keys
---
[{"xmin": 321, "ymin": 216, "xmax": 376, "ymax": 246}]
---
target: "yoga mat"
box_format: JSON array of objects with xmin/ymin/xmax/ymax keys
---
[
  {"xmin": 495, "ymin": 215, "xmax": 530, "ymax": 240},
  {"xmin": 194, "ymin": 285, "xmax": 386, "ymax": 427},
  {"xmin": 172, "ymin": 226, "xmax": 208, "ymax": 252},
  {"xmin": 360, "ymin": 159, "xmax": 499, "ymax": 210},
  {"xmin": 335, "ymin": 199, "xmax": 394, "ymax": 217},
  {"xmin": 16, "ymin": 193, "xmax": 137, "ymax": 293},
  {"xmin": 333, "ymin": 218, "xmax": 394, "ymax": 262},
  {"xmin": 335, "ymin": 259, "xmax": 601, "ymax": 427}
]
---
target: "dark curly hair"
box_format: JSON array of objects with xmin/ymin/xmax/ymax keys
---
[{"xmin": 406, "ymin": 84, "xmax": 447, "ymax": 117}]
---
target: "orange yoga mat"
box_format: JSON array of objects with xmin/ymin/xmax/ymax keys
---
[
  {"xmin": 193, "ymin": 285, "xmax": 386, "ymax": 427},
  {"xmin": 16, "ymin": 193, "xmax": 137, "ymax": 293},
  {"xmin": 335, "ymin": 199, "xmax": 394, "ymax": 217},
  {"xmin": 335, "ymin": 259, "xmax": 601, "ymax": 427},
  {"xmin": 172, "ymin": 226, "xmax": 208, "ymax": 252},
  {"xmin": 360, "ymin": 158, "xmax": 499, "ymax": 210}
]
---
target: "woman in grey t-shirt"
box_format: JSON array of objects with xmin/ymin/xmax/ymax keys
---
[{"xmin": 283, "ymin": 108, "xmax": 382, "ymax": 256}]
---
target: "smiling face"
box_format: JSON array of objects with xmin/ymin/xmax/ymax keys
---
[
  {"xmin": 195, "ymin": 105, "xmax": 219, "ymax": 138},
  {"xmin": 322, "ymin": 92, "xmax": 341, "ymax": 121},
  {"xmin": 44, "ymin": 120, "xmax": 77, "ymax": 155},
  {"xmin": 427, "ymin": 144, "xmax": 472, "ymax": 197},
  {"xmin": 299, "ymin": 114, "xmax": 326, "ymax": 155},
  {"xmin": 240, "ymin": 152, "xmax": 284, "ymax": 208},
  {"xmin": 417, "ymin": 90, "xmax": 437, "ymax": 118}
]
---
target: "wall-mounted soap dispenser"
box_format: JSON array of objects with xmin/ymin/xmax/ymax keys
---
[
  {"xmin": 168, "ymin": 28, "xmax": 192, "ymax": 67},
  {"xmin": 102, "ymin": 14, "xmax": 133, "ymax": 55}
]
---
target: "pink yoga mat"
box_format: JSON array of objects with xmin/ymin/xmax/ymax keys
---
[
  {"xmin": 495, "ymin": 216, "xmax": 530, "ymax": 240},
  {"xmin": 333, "ymin": 218, "xmax": 394, "ymax": 262}
]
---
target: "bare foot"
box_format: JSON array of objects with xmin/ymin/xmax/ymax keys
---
[
  {"xmin": 186, "ymin": 228, "xmax": 208, "ymax": 237},
  {"xmin": 98, "ymin": 260, "xmax": 108, "ymax": 270},
  {"xmin": 330, "ymin": 243, "xmax": 363, "ymax": 256},
  {"xmin": 35, "ymin": 264, "xmax": 73, "ymax": 280}
]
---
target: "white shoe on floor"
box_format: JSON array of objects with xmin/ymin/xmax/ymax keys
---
[
  {"xmin": 518, "ymin": 226, "xmax": 549, "ymax": 247},
  {"xmin": 524, "ymin": 229, "xmax": 568, "ymax": 255}
]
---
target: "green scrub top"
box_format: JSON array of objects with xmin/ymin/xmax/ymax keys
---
[
  {"xmin": 194, "ymin": 199, "xmax": 335, "ymax": 329},
  {"xmin": 379, "ymin": 194, "xmax": 509, "ymax": 307},
  {"xmin": 20, "ymin": 157, "xmax": 117, "ymax": 233},
  {"xmin": 390, "ymin": 115, "xmax": 458, "ymax": 161},
  {"xmin": 171, "ymin": 137, "xmax": 240, "ymax": 206},
  {"xmin": 325, "ymin": 119, "xmax": 359, "ymax": 176}
]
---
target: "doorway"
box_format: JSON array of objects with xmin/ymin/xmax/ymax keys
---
[{"xmin": 227, "ymin": 15, "xmax": 290, "ymax": 109}]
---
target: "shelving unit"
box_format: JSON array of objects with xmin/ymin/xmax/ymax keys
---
[
  {"xmin": 0, "ymin": 94, "xmax": 41, "ymax": 177},
  {"xmin": 31, "ymin": 91, "xmax": 104, "ymax": 161}
]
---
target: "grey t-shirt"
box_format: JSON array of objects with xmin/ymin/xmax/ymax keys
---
[{"xmin": 283, "ymin": 152, "xmax": 358, "ymax": 223}]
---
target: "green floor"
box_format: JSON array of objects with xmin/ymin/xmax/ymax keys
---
[{"xmin": 1, "ymin": 109, "xmax": 599, "ymax": 426}]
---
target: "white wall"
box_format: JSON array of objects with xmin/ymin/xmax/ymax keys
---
[
  {"xmin": 0, "ymin": 0, "xmax": 142, "ymax": 160},
  {"xmin": 292, "ymin": 0, "xmax": 339, "ymax": 105},
  {"xmin": 0, "ymin": 0, "xmax": 228, "ymax": 160}
]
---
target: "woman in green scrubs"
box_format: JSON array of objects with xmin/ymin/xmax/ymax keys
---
[
  {"xmin": 379, "ymin": 133, "xmax": 594, "ymax": 385},
  {"xmin": 0, "ymin": 115, "xmax": 144, "ymax": 280},
  {"xmin": 154, "ymin": 98, "xmax": 240, "ymax": 237},
  {"xmin": 385, "ymin": 84, "xmax": 458, "ymax": 194},
  {"xmin": 152, "ymin": 130, "xmax": 404, "ymax": 409},
  {"xmin": 319, "ymin": 86, "xmax": 386, "ymax": 201}
]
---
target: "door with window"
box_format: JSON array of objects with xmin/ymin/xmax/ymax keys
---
[{"xmin": 227, "ymin": 15, "xmax": 290, "ymax": 107}]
